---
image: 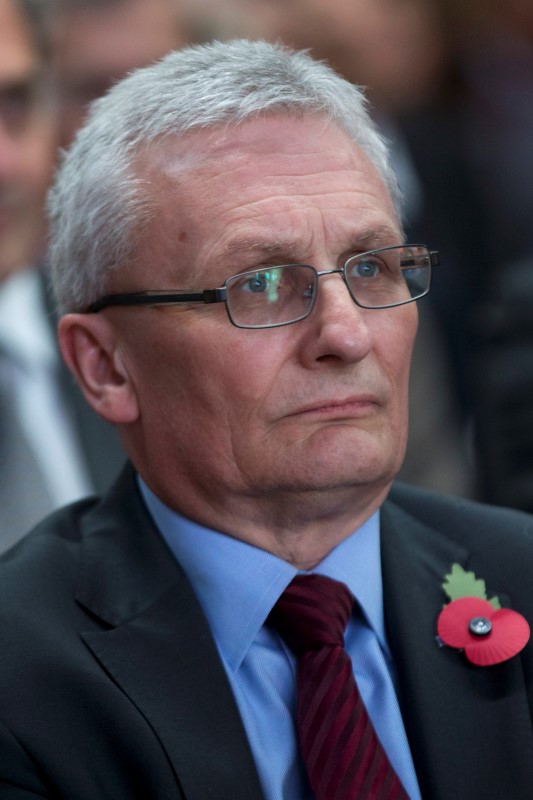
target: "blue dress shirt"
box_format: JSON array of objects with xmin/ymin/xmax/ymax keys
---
[{"xmin": 138, "ymin": 478, "xmax": 421, "ymax": 800}]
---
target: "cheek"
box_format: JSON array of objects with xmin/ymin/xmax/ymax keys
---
[
  {"xmin": 213, "ymin": 329, "xmax": 302, "ymax": 425},
  {"xmin": 377, "ymin": 309, "xmax": 418, "ymax": 398},
  {"xmin": 124, "ymin": 321, "xmax": 286, "ymax": 430},
  {"xmin": 20, "ymin": 132, "xmax": 56, "ymax": 203}
]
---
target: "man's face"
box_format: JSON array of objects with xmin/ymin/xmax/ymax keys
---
[
  {"xmin": 0, "ymin": 0, "xmax": 57, "ymax": 279},
  {"xmin": 52, "ymin": 0, "xmax": 188, "ymax": 147},
  {"xmin": 109, "ymin": 115, "xmax": 417, "ymax": 517}
]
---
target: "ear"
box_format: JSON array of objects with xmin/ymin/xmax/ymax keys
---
[{"xmin": 58, "ymin": 313, "xmax": 139, "ymax": 424}]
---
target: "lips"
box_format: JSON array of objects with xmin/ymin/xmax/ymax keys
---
[{"xmin": 289, "ymin": 395, "xmax": 379, "ymax": 418}]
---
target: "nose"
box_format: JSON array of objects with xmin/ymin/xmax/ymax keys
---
[{"xmin": 298, "ymin": 272, "xmax": 373, "ymax": 367}]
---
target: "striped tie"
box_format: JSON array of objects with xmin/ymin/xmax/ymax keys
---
[{"xmin": 269, "ymin": 574, "xmax": 409, "ymax": 800}]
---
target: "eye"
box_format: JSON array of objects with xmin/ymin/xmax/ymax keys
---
[
  {"xmin": 232, "ymin": 269, "xmax": 284, "ymax": 303},
  {"xmin": 0, "ymin": 83, "xmax": 34, "ymax": 133},
  {"xmin": 244, "ymin": 273, "xmax": 269, "ymax": 293},
  {"xmin": 242, "ymin": 270, "xmax": 282, "ymax": 296},
  {"xmin": 349, "ymin": 257, "xmax": 381, "ymax": 279}
]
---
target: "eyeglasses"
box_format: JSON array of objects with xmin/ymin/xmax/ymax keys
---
[{"xmin": 87, "ymin": 244, "xmax": 438, "ymax": 329}]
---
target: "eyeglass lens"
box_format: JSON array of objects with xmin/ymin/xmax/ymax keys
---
[
  {"xmin": 225, "ymin": 245, "xmax": 431, "ymax": 328},
  {"xmin": 226, "ymin": 265, "xmax": 316, "ymax": 328}
]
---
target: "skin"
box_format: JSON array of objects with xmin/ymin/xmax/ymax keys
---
[
  {"xmin": 60, "ymin": 114, "xmax": 418, "ymax": 569},
  {"xmin": 0, "ymin": 0, "xmax": 57, "ymax": 280},
  {"xmin": 51, "ymin": 0, "xmax": 189, "ymax": 147}
]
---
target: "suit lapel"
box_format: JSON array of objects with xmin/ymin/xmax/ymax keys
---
[
  {"xmin": 76, "ymin": 468, "xmax": 264, "ymax": 800},
  {"xmin": 381, "ymin": 497, "xmax": 533, "ymax": 799}
]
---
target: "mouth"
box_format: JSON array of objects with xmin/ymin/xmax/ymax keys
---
[{"xmin": 289, "ymin": 395, "xmax": 379, "ymax": 420}]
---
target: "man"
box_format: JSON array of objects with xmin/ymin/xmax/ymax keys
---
[
  {"xmin": 0, "ymin": 0, "xmax": 190, "ymax": 551},
  {"xmin": 0, "ymin": 0, "xmax": 125, "ymax": 549},
  {"xmin": 48, "ymin": 0, "xmax": 190, "ymax": 147},
  {"xmin": 1, "ymin": 39, "xmax": 533, "ymax": 799}
]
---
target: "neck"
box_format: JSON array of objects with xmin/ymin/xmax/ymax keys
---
[{"xmin": 146, "ymin": 474, "xmax": 391, "ymax": 570}]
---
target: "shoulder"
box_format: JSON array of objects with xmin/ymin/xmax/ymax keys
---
[
  {"xmin": 0, "ymin": 497, "xmax": 98, "ymax": 616},
  {"xmin": 384, "ymin": 482, "xmax": 533, "ymax": 603},
  {"xmin": 387, "ymin": 481, "xmax": 533, "ymax": 540}
]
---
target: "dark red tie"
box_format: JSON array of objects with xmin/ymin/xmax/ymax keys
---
[{"xmin": 268, "ymin": 574, "xmax": 409, "ymax": 800}]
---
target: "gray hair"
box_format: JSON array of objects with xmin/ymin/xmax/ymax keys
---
[{"xmin": 48, "ymin": 38, "xmax": 402, "ymax": 313}]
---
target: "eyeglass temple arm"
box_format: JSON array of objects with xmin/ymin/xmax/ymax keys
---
[
  {"xmin": 400, "ymin": 250, "xmax": 440, "ymax": 268},
  {"xmin": 86, "ymin": 288, "xmax": 228, "ymax": 313}
]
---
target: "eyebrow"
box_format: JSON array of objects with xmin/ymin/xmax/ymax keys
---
[
  {"xmin": 219, "ymin": 238, "xmax": 303, "ymax": 259},
  {"xmin": 219, "ymin": 226, "xmax": 402, "ymax": 261}
]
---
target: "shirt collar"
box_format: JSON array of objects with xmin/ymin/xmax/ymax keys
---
[{"xmin": 138, "ymin": 477, "xmax": 388, "ymax": 671}]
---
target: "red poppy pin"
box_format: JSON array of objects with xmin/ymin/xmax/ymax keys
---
[{"xmin": 436, "ymin": 563, "xmax": 530, "ymax": 666}]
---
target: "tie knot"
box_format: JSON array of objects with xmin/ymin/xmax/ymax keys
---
[{"xmin": 268, "ymin": 574, "xmax": 355, "ymax": 656}]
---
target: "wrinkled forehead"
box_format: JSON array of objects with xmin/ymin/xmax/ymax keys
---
[
  {"xmin": 133, "ymin": 113, "xmax": 395, "ymax": 214},
  {"xmin": 126, "ymin": 114, "xmax": 399, "ymax": 286},
  {"xmin": 134, "ymin": 113, "xmax": 337, "ymax": 177}
]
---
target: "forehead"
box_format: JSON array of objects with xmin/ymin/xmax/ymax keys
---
[
  {"xmin": 140, "ymin": 113, "xmax": 386, "ymax": 183},
  {"xmin": 133, "ymin": 115, "xmax": 399, "ymax": 283},
  {"xmin": 0, "ymin": 0, "xmax": 37, "ymax": 81}
]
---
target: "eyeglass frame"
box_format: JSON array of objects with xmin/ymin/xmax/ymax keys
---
[{"xmin": 85, "ymin": 244, "xmax": 439, "ymax": 329}]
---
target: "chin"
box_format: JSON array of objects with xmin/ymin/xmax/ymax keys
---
[
  {"xmin": 276, "ymin": 436, "xmax": 401, "ymax": 493},
  {"xmin": 316, "ymin": 423, "xmax": 398, "ymax": 466}
]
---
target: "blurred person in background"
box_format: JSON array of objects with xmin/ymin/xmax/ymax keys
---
[
  {"xmin": 0, "ymin": 0, "xmax": 123, "ymax": 550},
  {"xmin": 0, "ymin": 0, "xmax": 189, "ymax": 551},
  {"xmin": 454, "ymin": 0, "xmax": 533, "ymax": 511},
  {"xmin": 48, "ymin": 0, "xmax": 190, "ymax": 148}
]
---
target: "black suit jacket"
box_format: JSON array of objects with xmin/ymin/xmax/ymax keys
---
[{"xmin": 1, "ymin": 466, "xmax": 533, "ymax": 799}]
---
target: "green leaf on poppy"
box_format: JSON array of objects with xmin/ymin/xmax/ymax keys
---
[
  {"xmin": 488, "ymin": 594, "xmax": 502, "ymax": 611},
  {"xmin": 442, "ymin": 563, "xmax": 489, "ymax": 602}
]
